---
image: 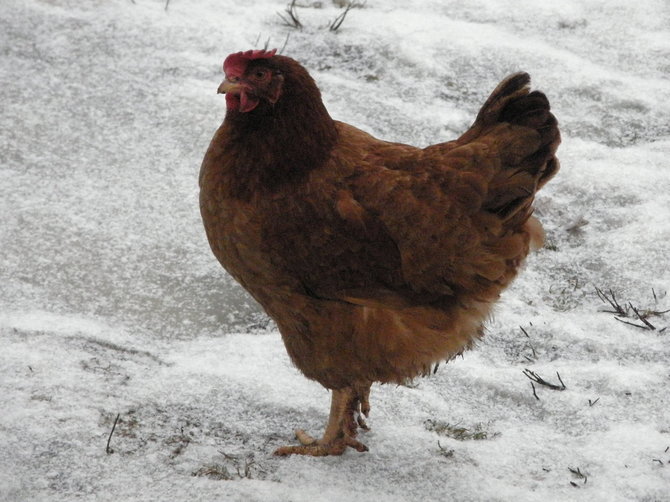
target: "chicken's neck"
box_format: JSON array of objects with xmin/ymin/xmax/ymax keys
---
[{"xmin": 222, "ymin": 96, "xmax": 338, "ymax": 199}]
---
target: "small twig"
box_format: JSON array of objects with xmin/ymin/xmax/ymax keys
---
[
  {"xmin": 329, "ymin": 1, "xmax": 365, "ymax": 31},
  {"xmin": 652, "ymin": 459, "xmax": 664, "ymax": 466},
  {"xmin": 595, "ymin": 287, "xmax": 627, "ymax": 316},
  {"xmin": 596, "ymin": 287, "xmax": 668, "ymax": 331},
  {"xmin": 329, "ymin": 3, "xmax": 353, "ymax": 31},
  {"xmin": 614, "ymin": 317, "xmax": 650, "ymax": 330},
  {"xmin": 628, "ymin": 303, "xmax": 656, "ymax": 330},
  {"xmin": 164, "ymin": 0, "xmax": 170, "ymax": 11},
  {"xmin": 556, "ymin": 372, "xmax": 566, "ymax": 389},
  {"xmin": 588, "ymin": 397, "xmax": 600, "ymax": 407},
  {"xmin": 530, "ymin": 382, "xmax": 539, "ymax": 400},
  {"xmin": 278, "ymin": 0, "xmax": 302, "ymax": 29},
  {"xmin": 568, "ymin": 466, "xmax": 588, "ymax": 484},
  {"xmin": 523, "ymin": 369, "xmax": 566, "ymax": 391},
  {"xmin": 106, "ymin": 413, "xmax": 120, "ymax": 454}
]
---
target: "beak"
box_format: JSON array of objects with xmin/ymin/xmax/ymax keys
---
[{"xmin": 217, "ymin": 79, "xmax": 243, "ymax": 95}]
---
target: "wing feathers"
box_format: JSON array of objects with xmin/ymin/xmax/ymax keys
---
[{"xmin": 274, "ymin": 73, "xmax": 559, "ymax": 305}]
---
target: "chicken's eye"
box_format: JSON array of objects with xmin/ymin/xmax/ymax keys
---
[{"xmin": 254, "ymin": 70, "xmax": 267, "ymax": 80}]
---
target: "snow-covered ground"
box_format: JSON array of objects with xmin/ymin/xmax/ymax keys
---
[{"xmin": 1, "ymin": 0, "xmax": 669, "ymax": 500}]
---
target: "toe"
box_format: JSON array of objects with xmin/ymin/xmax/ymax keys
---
[
  {"xmin": 295, "ymin": 429, "xmax": 317, "ymax": 446},
  {"xmin": 356, "ymin": 414, "xmax": 370, "ymax": 430},
  {"xmin": 345, "ymin": 436, "xmax": 369, "ymax": 452}
]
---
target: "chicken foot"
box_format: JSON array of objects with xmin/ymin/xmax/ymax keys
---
[{"xmin": 274, "ymin": 383, "xmax": 371, "ymax": 456}]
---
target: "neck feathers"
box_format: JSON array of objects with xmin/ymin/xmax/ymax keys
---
[{"xmin": 222, "ymin": 67, "xmax": 338, "ymax": 199}]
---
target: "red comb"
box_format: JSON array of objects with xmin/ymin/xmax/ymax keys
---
[{"xmin": 223, "ymin": 48, "xmax": 278, "ymax": 77}]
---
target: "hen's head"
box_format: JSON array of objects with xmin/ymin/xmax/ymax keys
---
[
  {"xmin": 218, "ymin": 49, "xmax": 320, "ymax": 115},
  {"xmin": 215, "ymin": 50, "xmax": 336, "ymax": 181}
]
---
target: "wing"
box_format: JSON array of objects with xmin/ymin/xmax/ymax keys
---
[{"xmin": 262, "ymin": 73, "xmax": 559, "ymax": 306}]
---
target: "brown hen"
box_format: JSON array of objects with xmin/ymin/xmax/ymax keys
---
[{"xmin": 199, "ymin": 49, "xmax": 560, "ymax": 456}]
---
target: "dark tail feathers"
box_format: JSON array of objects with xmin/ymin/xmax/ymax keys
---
[{"xmin": 478, "ymin": 72, "xmax": 561, "ymax": 227}]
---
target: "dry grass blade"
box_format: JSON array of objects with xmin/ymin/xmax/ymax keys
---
[
  {"xmin": 633, "ymin": 303, "xmax": 670, "ymax": 322},
  {"xmin": 279, "ymin": 32, "xmax": 291, "ymax": 54},
  {"xmin": 520, "ymin": 325, "xmax": 537, "ymax": 360},
  {"xmin": 106, "ymin": 413, "xmax": 120, "ymax": 454},
  {"xmin": 437, "ymin": 441, "xmax": 454, "ymax": 457},
  {"xmin": 425, "ymin": 420, "xmax": 498, "ymax": 441}
]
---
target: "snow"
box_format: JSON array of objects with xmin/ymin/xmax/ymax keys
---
[{"xmin": 1, "ymin": 0, "xmax": 669, "ymax": 500}]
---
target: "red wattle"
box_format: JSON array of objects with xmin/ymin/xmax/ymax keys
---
[
  {"xmin": 225, "ymin": 93, "xmax": 239, "ymax": 110},
  {"xmin": 239, "ymin": 90, "xmax": 260, "ymax": 113}
]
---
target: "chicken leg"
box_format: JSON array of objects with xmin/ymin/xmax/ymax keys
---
[{"xmin": 274, "ymin": 383, "xmax": 371, "ymax": 456}]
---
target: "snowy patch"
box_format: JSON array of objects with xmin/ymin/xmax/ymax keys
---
[{"xmin": 1, "ymin": 0, "xmax": 669, "ymax": 500}]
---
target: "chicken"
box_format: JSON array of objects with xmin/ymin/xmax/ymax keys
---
[{"xmin": 199, "ymin": 48, "xmax": 560, "ymax": 456}]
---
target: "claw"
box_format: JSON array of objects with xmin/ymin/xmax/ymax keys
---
[
  {"xmin": 344, "ymin": 436, "xmax": 369, "ymax": 452},
  {"xmin": 357, "ymin": 385, "xmax": 370, "ymax": 414},
  {"xmin": 353, "ymin": 382, "xmax": 371, "ymax": 430},
  {"xmin": 356, "ymin": 413, "xmax": 370, "ymax": 430}
]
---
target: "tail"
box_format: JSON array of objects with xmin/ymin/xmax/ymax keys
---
[{"xmin": 469, "ymin": 72, "xmax": 561, "ymax": 233}]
